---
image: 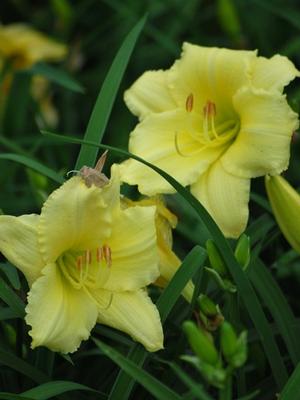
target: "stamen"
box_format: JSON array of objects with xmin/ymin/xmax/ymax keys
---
[
  {"xmin": 103, "ymin": 245, "xmax": 112, "ymax": 268},
  {"xmin": 76, "ymin": 255, "xmax": 82, "ymax": 270},
  {"xmin": 82, "ymin": 250, "xmax": 92, "ymax": 282},
  {"xmin": 203, "ymin": 100, "xmax": 217, "ymax": 140},
  {"xmin": 96, "ymin": 246, "xmax": 103, "ymax": 263},
  {"xmin": 185, "ymin": 93, "xmax": 194, "ymax": 113}
]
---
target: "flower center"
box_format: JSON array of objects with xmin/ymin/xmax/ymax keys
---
[
  {"xmin": 175, "ymin": 94, "xmax": 240, "ymax": 157},
  {"xmin": 58, "ymin": 245, "xmax": 112, "ymax": 290}
]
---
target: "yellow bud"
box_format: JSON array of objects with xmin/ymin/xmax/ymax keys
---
[{"xmin": 265, "ymin": 175, "xmax": 300, "ymax": 254}]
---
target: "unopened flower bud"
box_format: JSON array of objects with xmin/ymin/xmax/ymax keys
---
[
  {"xmin": 198, "ymin": 294, "xmax": 218, "ymax": 318},
  {"xmin": 265, "ymin": 175, "xmax": 300, "ymax": 254},
  {"xmin": 234, "ymin": 234, "xmax": 250, "ymax": 270},
  {"xmin": 183, "ymin": 320, "xmax": 219, "ymax": 366},
  {"xmin": 206, "ymin": 239, "xmax": 228, "ymax": 277},
  {"xmin": 220, "ymin": 321, "xmax": 238, "ymax": 359}
]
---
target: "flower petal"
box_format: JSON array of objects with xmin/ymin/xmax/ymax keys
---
[
  {"xmin": 251, "ymin": 54, "xmax": 300, "ymax": 92},
  {"xmin": 168, "ymin": 42, "xmax": 256, "ymax": 115},
  {"xmin": 124, "ymin": 70, "xmax": 177, "ymax": 120},
  {"xmin": 157, "ymin": 242, "xmax": 194, "ymax": 302},
  {"xmin": 95, "ymin": 289, "xmax": 163, "ymax": 352},
  {"xmin": 26, "ymin": 263, "xmax": 98, "ymax": 353},
  {"xmin": 0, "ymin": 214, "xmax": 43, "ymax": 287},
  {"xmin": 191, "ymin": 161, "xmax": 250, "ymax": 238},
  {"xmin": 120, "ymin": 109, "xmax": 222, "ymax": 195},
  {"xmin": 103, "ymin": 205, "xmax": 159, "ymax": 291},
  {"xmin": 39, "ymin": 176, "xmax": 114, "ymax": 263},
  {"xmin": 221, "ymin": 87, "xmax": 299, "ymax": 179}
]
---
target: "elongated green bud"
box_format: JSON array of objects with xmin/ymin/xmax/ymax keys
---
[
  {"xmin": 206, "ymin": 239, "xmax": 228, "ymax": 277},
  {"xmin": 265, "ymin": 175, "xmax": 300, "ymax": 254},
  {"xmin": 220, "ymin": 322, "xmax": 238, "ymax": 359},
  {"xmin": 234, "ymin": 234, "xmax": 250, "ymax": 270},
  {"xmin": 183, "ymin": 321, "xmax": 219, "ymax": 366},
  {"xmin": 198, "ymin": 294, "xmax": 218, "ymax": 318}
]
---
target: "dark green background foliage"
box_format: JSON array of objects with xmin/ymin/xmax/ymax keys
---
[{"xmin": 1, "ymin": 0, "xmax": 300, "ymax": 399}]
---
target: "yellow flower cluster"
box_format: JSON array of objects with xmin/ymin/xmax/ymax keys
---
[{"xmin": 0, "ymin": 40, "xmax": 299, "ymax": 355}]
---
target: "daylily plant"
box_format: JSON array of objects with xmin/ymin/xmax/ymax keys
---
[
  {"xmin": 0, "ymin": 165, "xmax": 164, "ymax": 353},
  {"xmin": 265, "ymin": 174, "xmax": 300, "ymax": 254},
  {"xmin": 120, "ymin": 43, "xmax": 299, "ymax": 237},
  {"xmin": 0, "ymin": 23, "xmax": 67, "ymax": 69}
]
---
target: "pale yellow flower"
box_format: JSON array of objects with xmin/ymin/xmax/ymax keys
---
[
  {"xmin": 0, "ymin": 23, "xmax": 67, "ymax": 69},
  {"xmin": 120, "ymin": 43, "xmax": 299, "ymax": 238},
  {"xmin": 265, "ymin": 175, "xmax": 300, "ymax": 253},
  {"xmin": 122, "ymin": 196, "xmax": 194, "ymax": 302},
  {"xmin": 0, "ymin": 165, "xmax": 163, "ymax": 353}
]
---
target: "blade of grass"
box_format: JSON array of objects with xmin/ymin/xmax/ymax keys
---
[
  {"xmin": 0, "ymin": 350, "xmax": 49, "ymax": 383},
  {"xmin": 248, "ymin": 258, "xmax": 300, "ymax": 366},
  {"xmin": 156, "ymin": 245, "xmax": 206, "ymax": 323},
  {"xmin": 43, "ymin": 132, "xmax": 289, "ymax": 389},
  {"xmin": 94, "ymin": 339, "xmax": 182, "ymax": 400},
  {"xmin": 0, "ymin": 307, "xmax": 19, "ymax": 321},
  {"xmin": 75, "ymin": 15, "xmax": 146, "ymax": 170},
  {"xmin": 280, "ymin": 363, "xmax": 300, "ymax": 399},
  {"xmin": 168, "ymin": 362, "xmax": 213, "ymax": 400},
  {"xmin": 21, "ymin": 381, "xmax": 101, "ymax": 400},
  {"xmin": 108, "ymin": 344, "xmax": 147, "ymax": 400},
  {"xmin": 0, "ymin": 276, "xmax": 25, "ymax": 318},
  {"xmin": 27, "ymin": 63, "xmax": 84, "ymax": 93},
  {"xmin": 0, "ymin": 153, "xmax": 64, "ymax": 184}
]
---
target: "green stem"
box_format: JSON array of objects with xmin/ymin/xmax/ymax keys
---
[{"xmin": 219, "ymin": 374, "xmax": 232, "ymax": 400}]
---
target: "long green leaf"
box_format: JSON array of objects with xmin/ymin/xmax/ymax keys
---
[
  {"xmin": 156, "ymin": 245, "xmax": 206, "ymax": 323},
  {"xmin": 27, "ymin": 63, "xmax": 84, "ymax": 93},
  {"xmin": 168, "ymin": 362, "xmax": 213, "ymax": 400},
  {"xmin": 94, "ymin": 339, "xmax": 182, "ymax": 400},
  {"xmin": 280, "ymin": 363, "xmax": 300, "ymax": 399},
  {"xmin": 0, "ymin": 307, "xmax": 19, "ymax": 321},
  {"xmin": 108, "ymin": 345, "xmax": 147, "ymax": 400},
  {"xmin": 0, "ymin": 350, "xmax": 49, "ymax": 383},
  {"xmin": 0, "ymin": 394, "xmax": 33, "ymax": 400},
  {"xmin": 248, "ymin": 258, "xmax": 300, "ymax": 366},
  {"xmin": 0, "ymin": 277, "xmax": 25, "ymax": 318},
  {"xmin": 0, "ymin": 153, "xmax": 64, "ymax": 184},
  {"xmin": 21, "ymin": 381, "xmax": 101, "ymax": 400},
  {"xmin": 43, "ymin": 132, "xmax": 289, "ymax": 388},
  {"xmin": 75, "ymin": 15, "xmax": 146, "ymax": 170}
]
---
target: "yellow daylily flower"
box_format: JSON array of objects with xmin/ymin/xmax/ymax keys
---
[
  {"xmin": 120, "ymin": 43, "xmax": 299, "ymax": 238},
  {"xmin": 265, "ymin": 175, "xmax": 300, "ymax": 253},
  {"xmin": 0, "ymin": 23, "xmax": 67, "ymax": 69},
  {"xmin": 122, "ymin": 196, "xmax": 194, "ymax": 302},
  {"xmin": 0, "ymin": 165, "xmax": 163, "ymax": 353}
]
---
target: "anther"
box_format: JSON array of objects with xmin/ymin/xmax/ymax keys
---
[
  {"xmin": 203, "ymin": 100, "xmax": 216, "ymax": 118},
  {"xmin": 76, "ymin": 255, "xmax": 83, "ymax": 270},
  {"xmin": 103, "ymin": 245, "xmax": 112, "ymax": 268},
  {"xmin": 96, "ymin": 247, "xmax": 103, "ymax": 263},
  {"xmin": 185, "ymin": 93, "xmax": 194, "ymax": 112},
  {"xmin": 85, "ymin": 250, "xmax": 92, "ymax": 265}
]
